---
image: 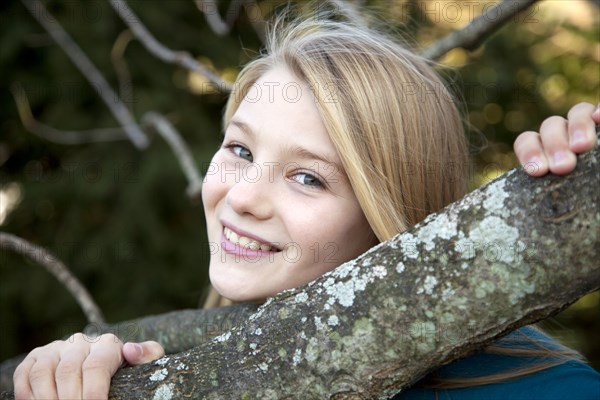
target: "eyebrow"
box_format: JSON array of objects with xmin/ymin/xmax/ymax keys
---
[{"xmin": 228, "ymin": 119, "xmax": 345, "ymax": 178}]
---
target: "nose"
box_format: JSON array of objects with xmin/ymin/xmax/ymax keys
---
[{"xmin": 225, "ymin": 163, "xmax": 274, "ymax": 220}]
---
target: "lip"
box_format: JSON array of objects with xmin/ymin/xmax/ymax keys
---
[
  {"xmin": 220, "ymin": 220, "xmax": 282, "ymax": 251},
  {"xmin": 220, "ymin": 231, "xmax": 278, "ymax": 259}
]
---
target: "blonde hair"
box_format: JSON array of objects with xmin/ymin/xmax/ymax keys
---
[
  {"xmin": 202, "ymin": 8, "xmax": 584, "ymax": 390},
  {"xmin": 204, "ymin": 11, "xmax": 467, "ymax": 307},
  {"xmin": 223, "ymin": 16, "xmax": 467, "ymax": 241}
]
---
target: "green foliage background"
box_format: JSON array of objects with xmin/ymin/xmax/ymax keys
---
[{"xmin": 1, "ymin": 0, "xmax": 598, "ymax": 370}]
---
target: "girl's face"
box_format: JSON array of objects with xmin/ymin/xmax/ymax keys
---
[{"xmin": 202, "ymin": 66, "xmax": 375, "ymax": 302}]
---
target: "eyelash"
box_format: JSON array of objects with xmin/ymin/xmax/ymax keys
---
[
  {"xmin": 225, "ymin": 143, "xmax": 253, "ymax": 161},
  {"xmin": 223, "ymin": 143, "xmax": 326, "ymax": 190},
  {"xmin": 290, "ymin": 171, "xmax": 325, "ymax": 189}
]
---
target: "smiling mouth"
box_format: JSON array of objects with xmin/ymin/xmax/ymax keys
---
[{"xmin": 223, "ymin": 226, "xmax": 282, "ymax": 252}]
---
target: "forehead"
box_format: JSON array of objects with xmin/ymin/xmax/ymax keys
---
[
  {"xmin": 236, "ymin": 68, "xmax": 318, "ymax": 126},
  {"xmin": 232, "ymin": 67, "xmax": 338, "ymax": 159}
]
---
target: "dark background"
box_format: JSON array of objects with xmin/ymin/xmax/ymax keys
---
[{"xmin": 1, "ymin": 0, "xmax": 598, "ymax": 370}]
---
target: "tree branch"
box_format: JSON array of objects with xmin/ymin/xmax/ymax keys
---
[
  {"xmin": 11, "ymin": 81, "xmax": 204, "ymax": 200},
  {"xmin": 105, "ymin": 129, "xmax": 599, "ymax": 398},
  {"xmin": 0, "ymin": 232, "xmax": 105, "ymax": 325},
  {"xmin": 110, "ymin": 29, "xmax": 136, "ymax": 112},
  {"xmin": 141, "ymin": 112, "xmax": 204, "ymax": 200},
  {"xmin": 329, "ymin": 0, "xmax": 370, "ymax": 26},
  {"xmin": 94, "ymin": 304, "xmax": 260, "ymax": 354},
  {"xmin": 196, "ymin": 0, "xmax": 233, "ymax": 36},
  {"xmin": 109, "ymin": 0, "xmax": 232, "ymax": 93},
  {"xmin": 0, "ymin": 305, "xmax": 259, "ymax": 391},
  {"xmin": 10, "ymin": 82, "xmax": 131, "ymax": 144},
  {"xmin": 195, "ymin": 0, "xmax": 266, "ymax": 42},
  {"xmin": 421, "ymin": 0, "xmax": 540, "ymax": 60},
  {"xmin": 19, "ymin": 0, "xmax": 149, "ymax": 149},
  {"xmin": 3, "ymin": 129, "xmax": 596, "ymax": 399}
]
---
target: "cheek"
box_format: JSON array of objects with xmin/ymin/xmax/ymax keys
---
[
  {"xmin": 312, "ymin": 208, "xmax": 373, "ymax": 263},
  {"xmin": 202, "ymin": 158, "xmax": 227, "ymax": 212},
  {"xmin": 289, "ymin": 213, "xmax": 346, "ymax": 263}
]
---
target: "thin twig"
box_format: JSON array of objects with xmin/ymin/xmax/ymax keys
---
[
  {"xmin": 20, "ymin": 0, "xmax": 149, "ymax": 149},
  {"xmin": 420, "ymin": 0, "xmax": 540, "ymax": 60},
  {"xmin": 328, "ymin": 0, "xmax": 370, "ymax": 26},
  {"xmin": 142, "ymin": 112, "xmax": 204, "ymax": 200},
  {"xmin": 111, "ymin": 30, "xmax": 136, "ymax": 112},
  {"xmin": 10, "ymin": 82, "xmax": 130, "ymax": 144},
  {"xmin": 241, "ymin": 0, "xmax": 267, "ymax": 41},
  {"xmin": 109, "ymin": 0, "xmax": 232, "ymax": 93},
  {"xmin": 12, "ymin": 82, "xmax": 204, "ymax": 200},
  {"xmin": 195, "ymin": 0, "xmax": 266, "ymax": 42},
  {"xmin": 196, "ymin": 0, "xmax": 233, "ymax": 35},
  {"xmin": 0, "ymin": 232, "xmax": 105, "ymax": 325}
]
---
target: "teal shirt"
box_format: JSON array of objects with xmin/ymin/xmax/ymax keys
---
[{"xmin": 396, "ymin": 327, "xmax": 600, "ymax": 400}]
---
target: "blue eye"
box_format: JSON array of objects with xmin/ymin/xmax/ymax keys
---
[
  {"xmin": 229, "ymin": 144, "xmax": 253, "ymax": 162},
  {"xmin": 292, "ymin": 172, "xmax": 323, "ymax": 188}
]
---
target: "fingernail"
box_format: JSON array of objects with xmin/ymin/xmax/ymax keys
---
[
  {"xmin": 553, "ymin": 151, "xmax": 568, "ymax": 166},
  {"xmin": 524, "ymin": 156, "xmax": 542, "ymax": 175},
  {"xmin": 133, "ymin": 343, "xmax": 143, "ymax": 357},
  {"xmin": 570, "ymin": 129, "xmax": 586, "ymax": 146}
]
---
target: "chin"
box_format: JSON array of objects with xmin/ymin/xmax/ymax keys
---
[
  {"xmin": 217, "ymin": 288, "xmax": 268, "ymax": 304},
  {"xmin": 209, "ymin": 269, "xmax": 267, "ymax": 304}
]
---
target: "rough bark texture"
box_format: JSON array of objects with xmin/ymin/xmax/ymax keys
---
[
  {"xmin": 99, "ymin": 304, "xmax": 261, "ymax": 354},
  {"xmin": 2, "ymin": 131, "xmax": 598, "ymax": 399},
  {"xmin": 0, "ymin": 305, "xmax": 259, "ymax": 391}
]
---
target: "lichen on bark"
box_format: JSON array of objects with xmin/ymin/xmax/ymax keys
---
[{"xmin": 2, "ymin": 133, "xmax": 598, "ymax": 399}]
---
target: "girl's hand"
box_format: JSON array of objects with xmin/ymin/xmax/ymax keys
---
[
  {"xmin": 514, "ymin": 102, "xmax": 599, "ymax": 176},
  {"xmin": 13, "ymin": 333, "xmax": 164, "ymax": 400}
]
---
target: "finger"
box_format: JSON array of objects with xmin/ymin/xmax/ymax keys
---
[
  {"xmin": 539, "ymin": 116, "xmax": 576, "ymax": 175},
  {"xmin": 567, "ymin": 102, "xmax": 597, "ymax": 153},
  {"xmin": 123, "ymin": 341, "xmax": 165, "ymax": 365},
  {"xmin": 29, "ymin": 352, "xmax": 60, "ymax": 400},
  {"xmin": 82, "ymin": 334, "xmax": 124, "ymax": 400},
  {"xmin": 513, "ymin": 131, "xmax": 549, "ymax": 176},
  {"xmin": 592, "ymin": 103, "xmax": 600, "ymax": 124},
  {"xmin": 13, "ymin": 355, "xmax": 36, "ymax": 400},
  {"xmin": 55, "ymin": 345, "xmax": 90, "ymax": 400}
]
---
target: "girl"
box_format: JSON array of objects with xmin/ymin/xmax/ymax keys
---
[{"xmin": 13, "ymin": 13, "xmax": 599, "ymax": 400}]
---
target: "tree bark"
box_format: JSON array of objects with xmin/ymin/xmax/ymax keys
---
[
  {"xmin": 100, "ymin": 304, "xmax": 260, "ymax": 354},
  {"xmin": 2, "ymin": 129, "xmax": 599, "ymax": 399},
  {"xmin": 0, "ymin": 305, "xmax": 259, "ymax": 391}
]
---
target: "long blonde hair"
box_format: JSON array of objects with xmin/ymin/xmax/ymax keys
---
[
  {"xmin": 202, "ymin": 8, "xmax": 582, "ymax": 389},
  {"xmin": 224, "ymin": 16, "xmax": 467, "ymax": 240},
  {"xmin": 204, "ymin": 12, "xmax": 466, "ymax": 306}
]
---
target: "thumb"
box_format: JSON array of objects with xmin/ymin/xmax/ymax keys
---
[{"xmin": 122, "ymin": 341, "xmax": 165, "ymax": 365}]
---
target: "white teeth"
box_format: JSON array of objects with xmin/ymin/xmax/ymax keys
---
[{"xmin": 224, "ymin": 227, "xmax": 274, "ymax": 252}]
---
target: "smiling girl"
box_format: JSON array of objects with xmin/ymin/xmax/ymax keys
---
[
  {"xmin": 204, "ymin": 66, "xmax": 378, "ymax": 303},
  {"xmin": 13, "ymin": 12, "xmax": 600, "ymax": 400}
]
